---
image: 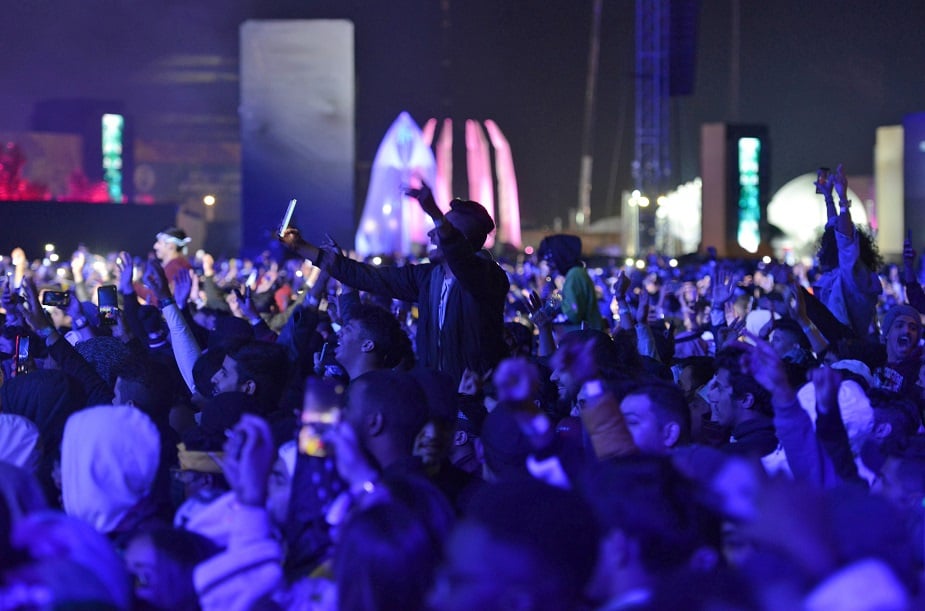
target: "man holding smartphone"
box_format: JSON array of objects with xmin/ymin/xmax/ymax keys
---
[{"xmin": 280, "ymin": 183, "xmax": 509, "ymax": 385}]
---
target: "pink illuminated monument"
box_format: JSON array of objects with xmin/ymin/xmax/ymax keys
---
[{"xmin": 355, "ymin": 112, "xmax": 522, "ymax": 256}]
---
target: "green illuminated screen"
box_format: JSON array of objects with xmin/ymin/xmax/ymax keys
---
[
  {"xmin": 102, "ymin": 113, "xmax": 124, "ymax": 203},
  {"xmin": 737, "ymin": 137, "xmax": 761, "ymax": 253}
]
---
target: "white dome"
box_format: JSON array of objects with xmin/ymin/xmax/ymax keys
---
[{"xmin": 767, "ymin": 173, "xmax": 868, "ymax": 255}]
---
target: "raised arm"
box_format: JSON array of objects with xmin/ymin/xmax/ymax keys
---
[
  {"xmin": 832, "ymin": 164, "xmax": 854, "ymax": 239},
  {"xmin": 144, "ymin": 259, "xmax": 201, "ymax": 394}
]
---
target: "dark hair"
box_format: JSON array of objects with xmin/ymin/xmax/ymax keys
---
[
  {"xmin": 771, "ymin": 318, "xmax": 812, "ymax": 352},
  {"xmin": 113, "ymin": 358, "xmax": 173, "ymax": 413},
  {"xmin": 675, "ymin": 356, "xmax": 716, "ymax": 394},
  {"xmin": 581, "ymin": 455, "xmax": 720, "ymax": 574},
  {"xmin": 714, "ymin": 345, "xmax": 772, "ymax": 417},
  {"xmin": 349, "ymin": 370, "xmax": 429, "ymax": 453},
  {"xmin": 127, "ymin": 526, "xmax": 219, "ymax": 609},
  {"xmin": 816, "ymin": 225, "xmax": 882, "ymax": 272},
  {"xmin": 622, "ymin": 379, "xmax": 691, "ymax": 446},
  {"xmin": 227, "ymin": 341, "xmax": 290, "ymax": 412},
  {"xmin": 464, "ymin": 479, "xmax": 600, "ymax": 606},
  {"xmin": 349, "ymin": 304, "xmax": 412, "ymax": 369},
  {"xmin": 334, "ymin": 502, "xmax": 442, "ymax": 611}
]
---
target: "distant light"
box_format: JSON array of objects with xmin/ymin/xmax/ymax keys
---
[
  {"xmin": 295, "ymin": 270, "xmax": 303, "ymax": 278},
  {"xmin": 657, "ymin": 196, "xmax": 667, "ymax": 206},
  {"xmin": 638, "ymin": 196, "xmax": 650, "ymax": 208},
  {"xmin": 524, "ymin": 246, "xmax": 534, "ymax": 255},
  {"xmin": 635, "ymin": 259, "xmax": 645, "ymax": 269},
  {"xmin": 625, "ymin": 257, "xmax": 635, "ymax": 267},
  {"xmin": 45, "ymin": 243, "xmax": 55, "ymax": 252},
  {"xmin": 669, "ymin": 258, "xmax": 678, "ymax": 268},
  {"xmin": 372, "ymin": 256, "xmax": 382, "ymax": 266},
  {"xmin": 762, "ymin": 256, "xmax": 772, "ymax": 264},
  {"xmin": 382, "ymin": 203, "xmax": 392, "ymax": 215},
  {"xmin": 49, "ymin": 253, "xmax": 60, "ymax": 262},
  {"xmin": 631, "ymin": 190, "xmax": 641, "ymax": 199},
  {"xmin": 57, "ymin": 267, "xmax": 66, "ymax": 277},
  {"xmin": 203, "ymin": 195, "xmax": 216, "ymax": 206}
]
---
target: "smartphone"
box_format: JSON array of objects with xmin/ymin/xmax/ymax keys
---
[
  {"xmin": 14, "ymin": 335, "xmax": 30, "ymax": 376},
  {"xmin": 279, "ymin": 198, "xmax": 297, "ymax": 237},
  {"xmin": 815, "ymin": 166, "xmax": 830, "ymax": 194},
  {"xmin": 41, "ymin": 290, "xmax": 71, "ymax": 308},
  {"xmin": 97, "ymin": 285, "xmax": 118, "ymax": 326},
  {"xmin": 298, "ymin": 405, "xmax": 340, "ymax": 457}
]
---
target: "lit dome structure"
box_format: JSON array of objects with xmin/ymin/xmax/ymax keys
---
[{"xmin": 767, "ymin": 173, "xmax": 868, "ymax": 258}]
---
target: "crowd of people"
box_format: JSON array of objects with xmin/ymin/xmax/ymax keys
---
[{"xmin": 1, "ymin": 169, "xmax": 925, "ymax": 610}]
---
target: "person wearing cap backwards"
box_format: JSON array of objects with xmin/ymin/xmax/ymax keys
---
[
  {"xmin": 153, "ymin": 226, "xmax": 193, "ymax": 293},
  {"xmin": 874, "ymin": 304, "xmax": 922, "ymax": 396},
  {"xmin": 280, "ymin": 183, "xmax": 509, "ymax": 385}
]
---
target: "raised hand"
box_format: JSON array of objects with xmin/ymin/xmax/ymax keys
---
[
  {"xmin": 319, "ymin": 233, "xmax": 345, "ymax": 258},
  {"xmin": 221, "ymin": 414, "xmax": 276, "ymax": 507},
  {"xmin": 173, "ymin": 269, "xmax": 194, "ymax": 310},
  {"xmin": 738, "ymin": 332, "xmax": 794, "ymax": 404},
  {"xmin": 115, "ymin": 251, "xmax": 134, "ymax": 295},
  {"xmin": 611, "ymin": 270, "xmax": 630, "ymax": 301},
  {"xmin": 71, "ymin": 250, "xmax": 86, "ymax": 283},
  {"xmin": 815, "ymin": 167, "xmax": 834, "ymax": 197},
  {"xmin": 278, "ymin": 228, "xmax": 320, "ymax": 263},
  {"xmin": 329, "ymin": 420, "xmax": 379, "ymax": 489},
  {"xmin": 233, "ymin": 285, "xmax": 260, "ymax": 322},
  {"xmin": 143, "ymin": 258, "xmax": 171, "ymax": 302},
  {"xmin": 711, "ymin": 267, "xmax": 736, "ymax": 308},
  {"xmin": 403, "ymin": 182, "xmax": 443, "ymax": 221},
  {"xmin": 17, "ymin": 277, "xmax": 52, "ymax": 333},
  {"xmin": 833, "ymin": 164, "xmax": 848, "ymax": 202},
  {"xmin": 719, "ymin": 316, "xmax": 747, "ymax": 347}
]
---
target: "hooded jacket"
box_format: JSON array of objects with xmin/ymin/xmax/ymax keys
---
[{"xmin": 61, "ymin": 405, "xmax": 161, "ymax": 533}]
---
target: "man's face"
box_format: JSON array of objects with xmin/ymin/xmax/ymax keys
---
[
  {"xmin": 428, "ymin": 521, "xmax": 538, "ymax": 611},
  {"xmin": 706, "ymin": 368, "xmax": 739, "ymax": 428},
  {"xmin": 549, "ymin": 362, "xmax": 574, "ymax": 403},
  {"xmin": 211, "ymin": 355, "xmax": 243, "ymax": 395},
  {"xmin": 769, "ymin": 329, "xmax": 799, "ymax": 359},
  {"xmin": 619, "ymin": 393, "xmax": 668, "ymax": 454},
  {"xmin": 427, "ymin": 226, "xmax": 445, "ymax": 261},
  {"xmin": 886, "ymin": 315, "xmax": 920, "ymax": 362},
  {"xmin": 414, "ymin": 420, "xmax": 452, "ymax": 466},
  {"xmin": 152, "ymin": 236, "xmax": 174, "ymax": 262},
  {"xmin": 550, "ymin": 347, "xmax": 580, "ymax": 402},
  {"xmin": 124, "ymin": 533, "xmax": 191, "ymax": 609},
  {"xmin": 335, "ymin": 319, "xmax": 366, "ymax": 367}
]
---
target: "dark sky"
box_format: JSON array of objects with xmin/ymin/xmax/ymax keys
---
[{"xmin": 1, "ymin": 0, "xmax": 924, "ymax": 228}]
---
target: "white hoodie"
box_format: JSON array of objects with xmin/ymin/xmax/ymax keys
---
[{"xmin": 61, "ymin": 405, "xmax": 160, "ymax": 533}]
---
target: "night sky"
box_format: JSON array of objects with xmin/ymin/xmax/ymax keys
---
[{"xmin": 1, "ymin": 0, "xmax": 924, "ymax": 229}]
